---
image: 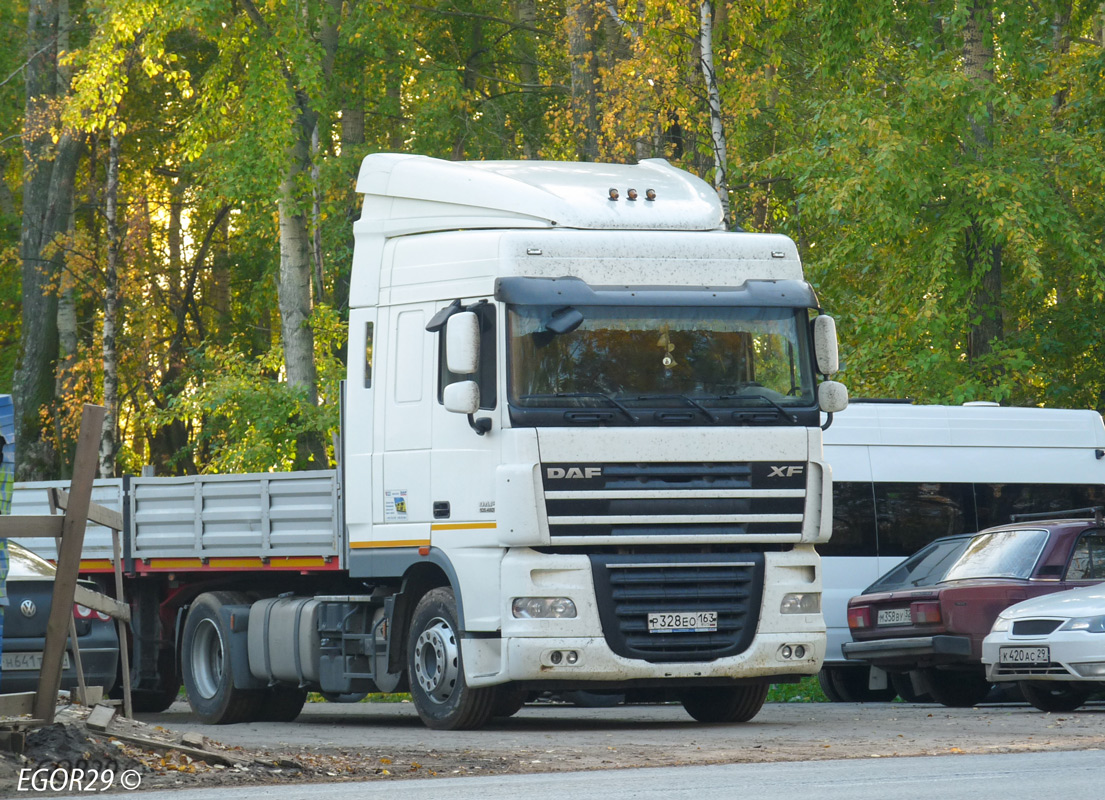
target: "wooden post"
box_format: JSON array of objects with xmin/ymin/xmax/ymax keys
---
[
  {"xmin": 33, "ymin": 405, "xmax": 104, "ymax": 723},
  {"xmin": 111, "ymin": 528, "xmax": 132, "ymax": 718}
]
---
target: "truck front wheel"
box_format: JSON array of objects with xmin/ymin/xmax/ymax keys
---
[
  {"xmin": 181, "ymin": 592, "xmax": 264, "ymax": 724},
  {"xmin": 407, "ymin": 587, "xmax": 495, "ymax": 730},
  {"xmin": 681, "ymin": 684, "xmax": 769, "ymax": 723}
]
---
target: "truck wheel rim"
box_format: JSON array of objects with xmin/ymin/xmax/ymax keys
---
[
  {"xmin": 413, "ymin": 618, "xmax": 459, "ymax": 703},
  {"xmin": 191, "ymin": 618, "xmax": 224, "ymax": 700}
]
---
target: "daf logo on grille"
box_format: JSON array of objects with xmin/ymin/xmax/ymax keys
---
[
  {"xmin": 547, "ymin": 467, "xmax": 602, "ymax": 480},
  {"xmin": 20, "ymin": 600, "xmax": 37, "ymax": 618},
  {"xmin": 768, "ymin": 465, "xmax": 804, "ymax": 478}
]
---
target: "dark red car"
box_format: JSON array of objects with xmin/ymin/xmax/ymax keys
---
[{"xmin": 842, "ymin": 510, "xmax": 1105, "ymax": 707}]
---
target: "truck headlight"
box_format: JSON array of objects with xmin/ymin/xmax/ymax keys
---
[
  {"xmin": 780, "ymin": 593, "xmax": 820, "ymax": 614},
  {"xmin": 512, "ymin": 597, "xmax": 578, "ymax": 619}
]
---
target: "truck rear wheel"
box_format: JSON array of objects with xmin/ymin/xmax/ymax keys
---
[
  {"xmin": 407, "ymin": 587, "xmax": 495, "ymax": 730},
  {"xmin": 259, "ymin": 685, "xmax": 309, "ymax": 721},
  {"xmin": 681, "ymin": 684, "xmax": 769, "ymax": 723},
  {"xmin": 181, "ymin": 592, "xmax": 264, "ymax": 724}
]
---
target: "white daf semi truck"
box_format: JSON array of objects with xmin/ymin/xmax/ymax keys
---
[{"xmin": 13, "ymin": 154, "xmax": 847, "ymax": 729}]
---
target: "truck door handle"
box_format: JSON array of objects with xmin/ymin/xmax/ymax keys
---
[{"xmin": 433, "ymin": 501, "xmax": 451, "ymax": 519}]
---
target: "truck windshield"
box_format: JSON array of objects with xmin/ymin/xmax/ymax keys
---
[{"xmin": 507, "ymin": 304, "xmax": 814, "ymax": 413}]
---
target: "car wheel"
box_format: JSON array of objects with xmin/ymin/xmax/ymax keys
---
[
  {"xmin": 829, "ymin": 666, "xmax": 897, "ymax": 702},
  {"xmin": 181, "ymin": 591, "xmax": 264, "ymax": 724},
  {"xmin": 918, "ymin": 668, "xmax": 991, "ymax": 708},
  {"xmin": 890, "ymin": 671, "xmax": 930, "ymax": 703},
  {"xmin": 1018, "ymin": 681, "xmax": 1090, "ymax": 712},
  {"xmin": 407, "ymin": 587, "xmax": 495, "ymax": 730},
  {"xmin": 680, "ymin": 684, "xmax": 769, "ymax": 723},
  {"xmin": 817, "ymin": 668, "xmax": 845, "ymax": 702}
]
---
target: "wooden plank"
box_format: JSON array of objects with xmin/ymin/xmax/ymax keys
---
[
  {"xmin": 0, "ymin": 515, "xmax": 65, "ymax": 538},
  {"xmin": 102, "ymin": 730, "xmax": 250, "ymax": 767},
  {"xmin": 34, "ymin": 404, "xmax": 105, "ymax": 724},
  {"xmin": 72, "ymin": 584, "xmax": 131, "ymax": 623},
  {"xmin": 49, "ymin": 488, "xmax": 124, "ymax": 532},
  {"xmin": 0, "ymin": 693, "xmax": 35, "ymax": 717}
]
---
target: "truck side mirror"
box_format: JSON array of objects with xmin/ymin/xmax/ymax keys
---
[
  {"xmin": 446, "ymin": 311, "xmax": 480, "ymax": 374},
  {"xmin": 812, "ymin": 315, "xmax": 839, "ymax": 376},
  {"xmin": 444, "ymin": 381, "xmax": 480, "ymax": 415},
  {"xmin": 818, "ymin": 380, "xmax": 849, "ymax": 414}
]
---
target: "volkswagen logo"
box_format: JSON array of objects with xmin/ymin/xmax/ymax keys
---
[{"xmin": 20, "ymin": 599, "xmax": 36, "ymax": 618}]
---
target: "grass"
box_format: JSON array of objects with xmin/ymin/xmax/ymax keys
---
[{"xmin": 767, "ymin": 675, "xmax": 829, "ymax": 703}]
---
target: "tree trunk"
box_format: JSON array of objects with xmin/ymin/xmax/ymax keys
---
[
  {"xmin": 567, "ymin": 0, "xmax": 600, "ymax": 161},
  {"xmin": 99, "ymin": 132, "xmax": 121, "ymax": 478},
  {"xmin": 16, "ymin": 0, "xmax": 81, "ymax": 480},
  {"xmin": 962, "ymin": 0, "xmax": 1002, "ymax": 364},
  {"xmin": 699, "ymin": 0, "xmax": 730, "ymax": 225},
  {"xmin": 514, "ymin": 0, "xmax": 542, "ymax": 158}
]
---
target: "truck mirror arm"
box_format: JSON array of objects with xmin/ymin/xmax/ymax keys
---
[{"xmin": 468, "ymin": 414, "xmax": 492, "ymax": 435}]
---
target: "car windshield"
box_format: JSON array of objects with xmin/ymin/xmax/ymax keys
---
[
  {"xmin": 507, "ymin": 304, "xmax": 814, "ymax": 409},
  {"xmin": 865, "ymin": 536, "xmax": 973, "ymax": 592},
  {"xmin": 940, "ymin": 528, "xmax": 1049, "ymax": 582}
]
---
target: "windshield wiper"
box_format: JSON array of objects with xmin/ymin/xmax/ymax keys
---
[
  {"xmin": 720, "ymin": 392, "xmax": 797, "ymax": 423},
  {"xmin": 636, "ymin": 394, "xmax": 719, "ymax": 424},
  {"xmin": 521, "ymin": 392, "xmax": 639, "ymax": 423}
]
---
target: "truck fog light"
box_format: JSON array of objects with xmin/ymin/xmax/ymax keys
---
[
  {"xmin": 550, "ymin": 650, "xmax": 563, "ymax": 665},
  {"xmin": 781, "ymin": 645, "xmax": 793, "ymax": 659},
  {"xmin": 566, "ymin": 650, "xmax": 579, "ymax": 665},
  {"xmin": 512, "ymin": 597, "xmax": 578, "ymax": 619},
  {"xmin": 794, "ymin": 645, "xmax": 806, "ymax": 659},
  {"xmin": 781, "ymin": 593, "xmax": 821, "ymax": 614}
]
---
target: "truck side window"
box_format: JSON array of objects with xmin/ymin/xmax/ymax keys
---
[
  {"xmin": 364, "ymin": 321, "xmax": 374, "ymax": 388},
  {"xmin": 438, "ymin": 303, "xmax": 496, "ymax": 409}
]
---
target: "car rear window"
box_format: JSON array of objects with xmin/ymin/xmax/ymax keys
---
[
  {"xmin": 865, "ymin": 536, "xmax": 973, "ymax": 592},
  {"xmin": 940, "ymin": 528, "xmax": 1048, "ymax": 582}
]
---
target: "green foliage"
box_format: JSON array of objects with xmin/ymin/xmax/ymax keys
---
[{"xmin": 767, "ymin": 676, "xmax": 829, "ymax": 703}]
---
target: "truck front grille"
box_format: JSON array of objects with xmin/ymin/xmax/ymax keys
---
[
  {"xmin": 589, "ymin": 553, "xmax": 764, "ymax": 663},
  {"xmin": 542, "ymin": 462, "xmax": 805, "ymax": 541}
]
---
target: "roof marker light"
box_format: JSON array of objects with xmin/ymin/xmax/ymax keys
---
[
  {"xmin": 608, "ymin": 188, "xmax": 619, "ymax": 201},
  {"xmin": 645, "ymin": 188, "xmax": 656, "ymax": 201},
  {"xmin": 627, "ymin": 188, "xmax": 638, "ymax": 201}
]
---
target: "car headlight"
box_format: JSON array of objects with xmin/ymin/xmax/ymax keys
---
[
  {"xmin": 512, "ymin": 597, "xmax": 577, "ymax": 619},
  {"xmin": 990, "ymin": 617, "xmax": 1011, "ymax": 633},
  {"xmin": 1059, "ymin": 614, "xmax": 1105, "ymax": 633}
]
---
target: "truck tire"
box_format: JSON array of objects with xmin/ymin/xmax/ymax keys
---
[
  {"xmin": 680, "ymin": 684, "xmax": 769, "ymax": 723},
  {"xmin": 181, "ymin": 592, "xmax": 264, "ymax": 724},
  {"xmin": 490, "ymin": 684, "xmax": 528, "ymax": 718},
  {"xmin": 129, "ymin": 681, "xmax": 182, "ymax": 713},
  {"xmin": 918, "ymin": 668, "xmax": 990, "ymax": 708},
  {"xmin": 1018, "ymin": 681, "xmax": 1090, "ymax": 712},
  {"xmin": 407, "ymin": 587, "xmax": 495, "ymax": 730}
]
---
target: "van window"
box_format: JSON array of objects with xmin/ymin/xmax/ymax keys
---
[
  {"xmin": 822, "ymin": 481, "xmax": 877, "ymax": 557},
  {"xmin": 976, "ymin": 483, "xmax": 1105, "ymax": 530},
  {"xmin": 438, "ymin": 302, "xmax": 496, "ymax": 410},
  {"xmin": 874, "ymin": 482, "xmax": 977, "ymax": 557}
]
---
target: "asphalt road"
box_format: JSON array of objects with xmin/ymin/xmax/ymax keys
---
[{"xmin": 61, "ymin": 750, "xmax": 1103, "ymax": 800}]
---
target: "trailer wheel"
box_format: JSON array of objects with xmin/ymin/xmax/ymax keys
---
[
  {"xmin": 681, "ymin": 684, "xmax": 769, "ymax": 723},
  {"xmin": 407, "ymin": 587, "xmax": 495, "ymax": 730},
  {"xmin": 1018, "ymin": 680, "xmax": 1090, "ymax": 712},
  {"xmin": 181, "ymin": 592, "xmax": 264, "ymax": 724}
]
